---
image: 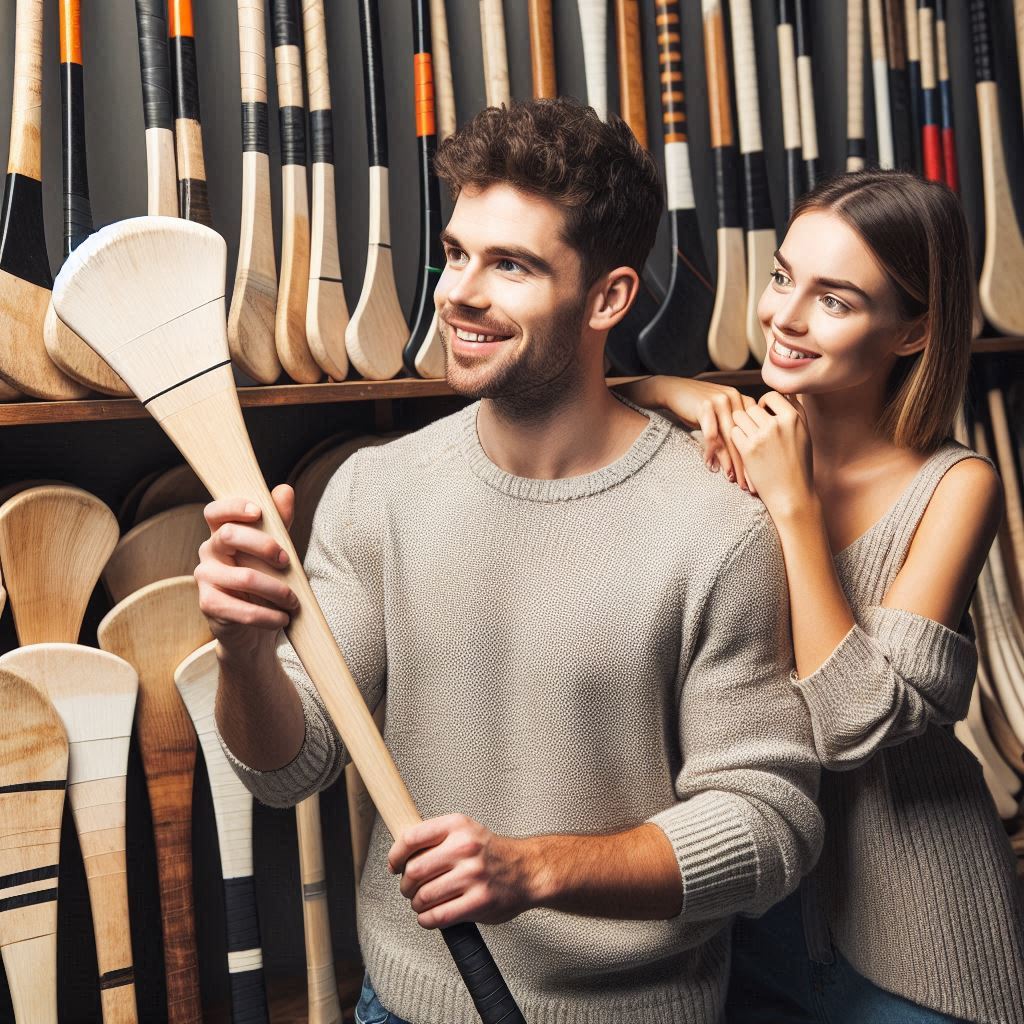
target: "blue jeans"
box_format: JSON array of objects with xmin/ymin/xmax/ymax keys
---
[
  {"xmin": 355, "ymin": 974, "xmax": 412, "ymax": 1024},
  {"xmin": 724, "ymin": 891, "xmax": 967, "ymax": 1023}
]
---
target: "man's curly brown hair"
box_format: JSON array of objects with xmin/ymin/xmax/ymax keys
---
[{"xmin": 433, "ymin": 98, "xmax": 663, "ymax": 287}]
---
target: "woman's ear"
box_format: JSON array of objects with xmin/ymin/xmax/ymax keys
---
[
  {"xmin": 894, "ymin": 316, "xmax": 929, "ymax": 357},
  {"xmin": 588, "ymin": 267, "xmax": 639, "ymax": 332}
]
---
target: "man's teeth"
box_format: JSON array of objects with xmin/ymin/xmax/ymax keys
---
[
  {"xmin": 455, "ymin": 327, "xmax": 502, "ymax": 343},
  {"xmin": 773, "ymin": 340, "xmax": 819, "ymax": 360}
]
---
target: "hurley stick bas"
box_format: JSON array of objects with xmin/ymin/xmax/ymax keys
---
[
  {"xmin": 917, "ymin": 0, "xmax": 943, "ymax": 181},
  {"xmin": 529, "ymin": 0, "xmax": 557, "ymax": 99},
  {"xmin": 847, "ymin": 0, "xmax": 867, "ymax": 171},
  {"xmin": 53, "ymin": 215, "xmax": 527, "ymax": 1024},
  {"xmin": 345, "ymin": 0, "xmax": 412, "ymax": 381},
  {"xmin": 776, "ymin": 0, "xmax": 804, "ymax": 217},
  {"xmin": 578, "ymin": 0, "xmax": 609, "ymax": 120},
  {"xmin": 44, "ymin": 0, "xmax": 132, "ymax": 397},
  {"xmin": 636, "ymin": 0, "xmax": 713, "ymax": 376},
  {"xmin": 273, "ymin": 0, "xmax": 321, "ymax": 384},
  {"xmin": 868, "ymin": 0, "xmax": 895, "ymax": 168},
  {"xmin": 228, "ymin": 0, "xmax": 282, "ymax": 385},
  {"xmin": 0, "ymin": 0, "xmax": 88, "ymax": 400},
  {"xmin": 302, "ymin": 0, "xmax": 350, "ymax": 381},
  {"xmin": 615, "ymin": 0, "xmax": 648, "ymax": 149}
]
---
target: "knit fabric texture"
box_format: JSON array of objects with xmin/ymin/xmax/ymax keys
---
[
  {"xmin": 794, "ymin": 441, "xmax": 1024, "ymax": 1024},
  {"xmin": 220, "ymin": 400, "xmax": 824, "ymax": 1024}
]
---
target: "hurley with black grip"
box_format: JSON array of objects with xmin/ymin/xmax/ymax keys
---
[
  {"xmin": 170, "ymin": 0, "xmax": 212, "ymax": 225},
  {"xmin": 134, "ymin": 0, "xmax": 178, "ymax": 216}
]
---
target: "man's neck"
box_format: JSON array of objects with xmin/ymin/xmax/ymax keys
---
[{"xmin": 476, "ymin": 370, "xmax": 650, "ymax": 480}]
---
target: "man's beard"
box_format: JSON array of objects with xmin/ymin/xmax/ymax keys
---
[{"xmin": 441, "ymin": 296, "xmax": 587, "ymax": 421}]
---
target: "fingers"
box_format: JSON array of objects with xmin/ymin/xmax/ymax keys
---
[
  {"xmin": 758, "ymin": 391, "xmax": 799, "ymax": 419},
  {"xmin": 698, "ymin": 388, "xmax": 743, "ymax": 482},
  {"xmin": 204, "ymin": 520, "xmax": 291, "ymax": 570},
  {"xmin": 272, "ymin": 483, "xmax": 296, "ymax": 530},
  {"xmin": 388, "ymin": 814, "xmax": 465, "ymax": 875}
]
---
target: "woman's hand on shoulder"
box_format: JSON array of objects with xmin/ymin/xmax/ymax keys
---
[{"xmin": 617, "ymin": 375, "xmax": 756, "ymax": 488}]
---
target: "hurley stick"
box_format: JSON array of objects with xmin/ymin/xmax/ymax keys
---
[
  {"xmin": 964, "ymin": 667, "xmax": 1022, "ymax": 802},
  {"xmin": 934, "ymin": 0, "xmax": 958, "ymax": 191},
  {"xmin": 228, "ymin": 0, "xmax": 282, "ymax": 385},
  {"xmin": 776, "ymin": 1, "xmax": 803, "ymax": 217},
  {"xmin": 0, "ymin": 0, "xmax": 88, "ymax": 400},
  {"xmin": 955, "ymin": 683, "xmax": 1019, "ymax": 819},
  {"xmin": 885, "ymin": 0, "xmax": 914, "ymax": 169},
  {"xmin": 987, "ymin": 385, "xmax": 1024, "ymax": 615},
  {"xmin": 578, "ymin": 0, "xmax": 609, "ymax": 119},
  {"xmin": 529, "ymin": 0, "xmax": 557, "ymax": 99},
  {"xmin": 730, "ymin": 0, "xmax": 774, "ymax": 361},
  {"xmin": 54, "ymin": 216, "xmax": 527, "ymax": 1024},
  {"xmin": 273, "ymin": 0, "xmax": 321, "ymax": 384},
  {"xmin": 793, "ymin": 0, "xmax": 819, "ymax": 190},
  {"xmin": 134, "ymin": 0, "xmax": 178, "ymax": 216},
  {"xmin": 0, "ymin": 485, "xmax": 118, "ymax": 645},
  {"xmin": 636, "ymin": 0, "xmax": 713, "ymax": 376},
  {"xmin": 175, "ymin": 643, "xmax": 270, "ymax": 1024},
  {"xmin": 303, "ymin": 0, "xmax": 350, "ymax": 381},
  {"xmin": 615, "ymin": 0, "xmax": 647, "ymax": 148},
  {"xmin": 345, "ymin": 0, "xmax": 410, "ymax": 382},
  {"xmin": 0, "ymin": 670, "xmax": 67, "ymax": 1024},
  {"xmin": 102, "ymin": 503, "xmax": 208, "ymax": 605},
  {"xmin": 971, "ymin": 0, "xmax": 1024, "ymax": 336},
  {"xmin": 97, "ymin": 576, "xmax": 212, "ymax": 1024},
  {"xmin": 480, "ymin": 0, "xmax": 511, "ymax": 107},
  {"xmin": 903, "ymin": 0, "xmax": 923, "ymax": 172},
  {"xmin": 917, "ymin": 0, "xmax": 943, "ymax": 181},
  {"xmin": 0, "ymin": 645, "xmax": 140, "ymax": 1023},
  {"xmin": 847, "ymin": 0, "xmax": 867, "ymax": 171},
  {"xmin": 134, "ymin": 463, "xmax": 209, "ymax": 525},
  {"xmin": 703, "ymin": 0, "xmax": 748, "ymax": 371},
  {"xmin": 868, "ymin": 0, "xmax": 895, "ymax": 168},
  {"xmin": 403, "ymin": 0, "xmax": 445, "ymax": 379}
]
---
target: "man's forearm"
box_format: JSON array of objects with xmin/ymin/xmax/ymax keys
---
[{"xmin": 215, "ymin": 639, "xmax": 306, "ymax": 772}]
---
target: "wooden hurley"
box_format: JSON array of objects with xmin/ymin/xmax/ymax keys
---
[
  {"xmin": 917, "ymin": 0, "xmax": 943, "ymax": 181},
  {"xmin": 934, "ymin": 0, "xmax": 958, "ymax": 191},
  {"xmin": 578, "ymin": 0, "xmax": 609, "ymax": 119},
  {"xmin": 0, "ymin": 484, "xmax": 118, "ymax": 645},
  {"xmin": 134, "ymin": 0, "xmax": 178, "ymax": 216},
  {"xmin": 987, "ymin": 385, "xmax": 1024, "ymax": 615},
  {"xmin": 44, "ymin": 0, "xmax": 131, "ymax": 397},
  {"xmin": 0, "ymin": 645, "xmax": 140, "ymax": 1023},
  {"xmin": 615, "ymin": 0, "xmax": 647, "ymax": 148},
  {"xmin": 885, "ymin": 0, "xmax": 915, "ymax": 170},
  {"xmin": 793, "ymin": 0, "xmax": 819, "ymax": 191},
  {"xmin": 971, "ymin": 0, "xmax": 1024, "ymax": 336},
  {"xmin": 730, "ymin": 0, "xmax": 773, "ymax": 362},
  {"xmin": 480, "ymin": 0, "xmax": 511, "ymax": 107},
  {"xmin": 846, "ymin": 0, "xmax": 867, "ymax": 171},
  {"xmin": 303, "ymin": 0, "xmax": 350, "ymax": 381},
  {"xmin": 955, "ymin": 672, "xmax": 1020, "ymax": 820},
  {"xmin": 53, "ymin": 215, "xmax": 527, "ymax": 1024},
  {"xmin": 0, "ymin": 670, "xmax": 67, "ymax": 1024},
  {"xmin": 102, "ymin": 503, "xmax": 208, "ymax": 605},
  {"xmin": 868, "ymin": 0, "xmax": 895, "ymax": 168},
  {"xmin": 228, "ymin": 0, "xmax": 282, "ymax": 385},
  {"xmin": 703, "ymin": 0, "xmax": 748, "ymax": 372},
  {"xmin": 134, "ymin": 464, "xmax": 210, "ymax": 525},
  {"xmin": 175, "ymin": 643, "xmax": 270, "ymax": 1024},
  {"xmin": 403, "ymin": 0, "xmax": 445, "ymax": 379},
  {"xmin": 170, "ymin": 0, "xmax": 212, "ymax": 224},
  {"xmin": 776, "ymin": 1, "xmax": 803, "ymax": 217},
  {"xmin": 636, "ymin": 0, "xmax": 713, "ymax": 376},
  {"xmin": 97, "ymin": 576, "xmax": 212, "ymax": 1024},
  {"xmin": 272, "ymin": 0, "xmax": 320, "ymax": 384},
  {"xmin": 0, "ymin": 0, "xmax": 87, "ymax": 400},
  {"xmin": 903, "ymin": 0, "xmax": 924, "ymax": 172},
  {"xmin": 345, "ymin": 0, "xmax": 411, "ymax": 382},
  {"xmin": 529, "ymin": 0, "xmax": 557, "ymax": 99}
]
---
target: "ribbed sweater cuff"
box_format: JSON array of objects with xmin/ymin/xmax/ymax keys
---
[
  {"xmin": 217, "ymin": 678, "xmax": 341, "ymax": 808},
  {"xmin": 648, "ymin": 792, "xmax": 759, "ymax": 921}
]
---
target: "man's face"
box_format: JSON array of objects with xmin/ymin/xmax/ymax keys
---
[{"xmin": 435, "ymin": 183, "xmax": 589, "ymax": 406}]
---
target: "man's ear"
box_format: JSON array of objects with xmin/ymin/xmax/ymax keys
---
[
  {"xmin": 894, "ymin": 315, "xmax": 929, "ymax": 357},
  {"xmin": 588, "ymin": 267, "xmax": 639, "ymax": 332}
]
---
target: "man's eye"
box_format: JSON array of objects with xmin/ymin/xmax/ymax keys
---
[
  {"xmin": 497, "ymin": 258, "xmax": 524, "ymax": 273},
  {"xmin": 446, "ymin": 248, "xmax": 467, "ymax": 264}
]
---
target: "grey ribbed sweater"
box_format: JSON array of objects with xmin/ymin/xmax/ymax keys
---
[
  {"xmin": 793, "ymin": 442, "xmax": 1024, "ymax": 1024},
  {"xmin": 220, "ymin": 401, "xmax": 824, "ymax": 1024}
]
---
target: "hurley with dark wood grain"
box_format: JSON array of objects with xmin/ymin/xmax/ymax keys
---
[
  {"xmin": 615, "ymin": 0, "xmax": 646, "ymax": 148},
  {"xmin": 529, "ymin": 0, "xmax": 557, "ymax": 98},
  {"xmin": 169, "ymin": 0, "xmax": 212, "ymax": 224}
]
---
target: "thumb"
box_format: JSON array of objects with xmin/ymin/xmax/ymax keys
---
[{"xmin": 272, "ymin": 483, "xmax": 296, "ymax": 530}]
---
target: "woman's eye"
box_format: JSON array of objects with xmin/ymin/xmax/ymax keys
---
[
  {"xmin": 770, "ymin": 269, "xmax": 790, "ymax": 287},
  {"xmin": 821, "ymin": 294, "xmax": 849, "ymax": 313}
]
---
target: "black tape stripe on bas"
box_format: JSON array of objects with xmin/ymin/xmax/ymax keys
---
[
  {"xmin": 279, "ymin": 106, "xmax": 307, "ymax": 166},
  {"xmin": 224, "ymin": 876, "xmax": 262, "ymax": 954},
  {"xmin": 0, "ymin": 174, "xmax": 53, "ymax": 289},
  {"xmin": 847, "ymin": 138, "xmax": 867, "ymax": 159},
  {"xmin": 228, "ymin": 968, "xmax": 269, "ymax": 1024},
  {"xmin": 317, "ymin": 275, "xmax": 344, "ymax": 284},
  {"xmin": 0, "ymin": 865, "xmax": 59, "ymax": 890},
  {"xmin": 302, "ymin": 880, "xmax": 326, "ymax": 900},
  {"xmin": 0, "ymin": 887, "xmax": 58, "ymax": 914},
  {"xmin": 171, "ymin": 36, "xmax": 202, "ymax": 122},
  {"xmin": 272, "ymin": 0, "xmax": 302, "ymax": 48},
  {"xmin": 241, "ymin": 102, "xmax": 270, "ymax": 154},
  {"xmin": 142, "ymin": 359, "xmax": 232, "ymax": 405},
  {"xmin": 310, "ymin": 109, "xmax": 334, "ymax": 165},
  {"xmin": 0, "ymin": 779, "xmax": 66, "ymax": 796},
  {"xmin": 98, "ymin": 967, "xmax": 135, "ymax": 990}
]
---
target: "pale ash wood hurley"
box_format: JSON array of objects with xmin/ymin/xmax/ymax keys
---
[{"xmin": 53, "ymin": 216, "xmax": 527, "ymax": 1024}]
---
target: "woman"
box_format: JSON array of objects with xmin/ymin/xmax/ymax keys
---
[{"xmin": 622, "ymin": 171, "xmax": 1024, "ymax": 1024}]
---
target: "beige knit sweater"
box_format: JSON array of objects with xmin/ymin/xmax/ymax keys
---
[
  {"xmin": 220, "ymin": 401, "xmax": 824, "ymax": 1024},
  {"xmin": 793, "ymin": 441, "xmax": 1024, "ymax": 1024}
]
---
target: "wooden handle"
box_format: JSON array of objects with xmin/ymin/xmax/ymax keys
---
[
  {"xmin": 134, "ymin": 0, "xmax": 177, "ymax": 216},
  {"xmin": 702, "ymin": 0, "xmax": 734, "ymax": 151},
  {"xmin": 934, "ymin": 0, "xmax": 958, "ymax": 190},
  {"xmin": 9, "ymin": 0, "xmax": 44, "ymax": 178},
  {"xmin": 729, "ymin": 0, "xmax": 762, "ymax": 155},
  {"xmin": 656, "ymin": 0, "xmax": 693, "ymax": 211},
  {"xmin": 868, "ymin": 0, "xmax": 895, "ymax": 168},
  {"xmin": 776, "ymin": 0, "xmax": 803, "ymax": 214},
  {"xmin": 169, "ymin": 0, "xmax": 211, "ymax": 225},
  {"xmin": 918, "ymin": 0, "xmax": 943, "ymax": 181},
  {"xmin": 1015, "ymin": 0, "xmax": 1024, "ymax": 123},
  {"xmin": 429, "ymin": 0, "xmax": 457, "ymax": 140},
  {"xmin": 793, "ymin": 0, "xmax": 819, "ymax": 184},
  {"xmin": 529, "ymin": 0, "xmax": 557, "ymax": 99},
  {"xmin": 847, "ymin": 0, "xmax": 866, "ymax": 170},
  {"xmin": 578, "ymin": 0, "xmax": 608, "ymax": 119},
  {"xmin": 480, "ymin": 0, "xmax": 511, "ymax": 107},
  {"xmin": 903, "ymin": 0, "xmax": 920, "ymax": 61},
  {"xmin": 615, "ymin": 0, "xmax": 647, "ymax": 147},
  {"xmin": 59, "ymin": 0, "xmax": 93, "ymax": 255},
  {"xmin": 359, "ymin": 0, "xmax": 389, "ymax": 167}
]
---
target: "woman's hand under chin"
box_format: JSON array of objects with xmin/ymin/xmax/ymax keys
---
[{"xmin": 729, "ymin": 391, "xmax": 817, "ymax": 520}]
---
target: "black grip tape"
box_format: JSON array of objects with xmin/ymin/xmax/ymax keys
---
[
  {"xmin": 310, "ymin": 108, "xmax": 334, "ymax": 165},
  {"xmin": 279, "ymin": 106, "xmax": 307, "ymax": 165},
  {"xmin": 135, "ymin": 0, "xmax": 173, "ymax": 129},
  {"xmin": 242, "ymin": 102, "xmax": 270, "ymax": 153},
  {"xmin": 61, "ymin": 62, "xmax": 94, "ymax": 254},
  {"xmin": 228, "ymin": 969, "xmax": 270, "ymax": 1024},
  {"xmin": 224, "ymin": 876, "xmax": 262, "ymax": 953},
  {"xmin": 783, "ymin": 147, "xmax": 803, "ymax": 220},
  {"xmin": 172, "ymin": 35, "xmax": 202, "ymax": 122},
  {"xmin": 714, "ymin": 146, "xmax": 741, "ymax": 229},
  {"xmin": 0, "ymin": 173, "xmax": 52, "ymax": 288},
  {"xmin": 359, "ymin": 0, "xmax": 389, "ymax": 167},
  {"xmin": 440, "ymin": 923, "xmax": 525, "ymax": 1024},
  {"xmin": 970, "ymin": 0, "xmax": 994, "ymax": 82},
  {"xmin": 271, "ymin": 0, "xmax": 301, "ymax": 48},
  {"xmin": 179, "ymin": 177, "xmax": 212, "ymax": 226},
  {"xmin": 741, "ymin": 151, "xmax": 773, "ymax": 232},
  {"xmin": 793, "ymin": 0, "xmax": 811, "ymax": 57}
]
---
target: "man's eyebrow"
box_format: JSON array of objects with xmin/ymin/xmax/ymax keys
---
[
  {"xmin": 773, "ymin": 250, "xmax": 872, "ymax": 303},
  {"xmin": 439, "ymin": 231, "xmax": 553, "ymax": 275}
]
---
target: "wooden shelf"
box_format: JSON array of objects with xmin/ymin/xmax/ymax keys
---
[{"xmin": 0, "ymin": 339, "xmax": 1019, "ymax": 426}]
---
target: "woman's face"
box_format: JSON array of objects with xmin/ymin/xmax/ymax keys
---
[{"xmin": 758, "ymin": 210, "xmax": 917, "ymax": 396}]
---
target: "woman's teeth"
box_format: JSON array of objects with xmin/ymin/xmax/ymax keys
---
[
  {"xmin": 455, "ymin": 327, "xmax": 502, "ymax": 343},
  {"xmin": 773, "ymin": 339, "xmax": 819, "ymax": 360}
]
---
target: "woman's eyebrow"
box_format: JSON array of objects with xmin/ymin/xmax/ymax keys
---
[{"xmin": 774, "ymin": 250, "xmax": 871, "ymax": 303}]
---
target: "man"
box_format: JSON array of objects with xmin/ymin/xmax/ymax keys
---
[{"xmin": 200, "ymin": 99, "xmax": 823, "ymax": 1023}]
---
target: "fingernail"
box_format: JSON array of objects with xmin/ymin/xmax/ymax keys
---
[
  {"xmin": 278, "ymin": 549, "xmax": 289, "ymax": 565},
  {"xmin": 245, "ymin": 502, "xmax": 259, "ymax": 516},
  {"xmin": 727, "ymin": 470, "xmax": 736, "ymax": 482}
]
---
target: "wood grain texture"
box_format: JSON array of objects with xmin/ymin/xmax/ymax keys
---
[
  {"xmin": 44, "ymin": 305, "xmax": 131, "ymax": 395},
  {"xmin": 97, "ymin": 576, "xmax": 212, "ymax": 1024},
  {"xmin": 0, "ymin": 645, "xmax": 139, "ymax": 1024},
  {"xmin": 529, "ymin": 0, "xmax": 557, "ymax": 99},
  {"xmin": 134, "ymin": 464, "xmax": 210, "ymax": 525},
  {"xmin": 955, "ymin": 677, "xmax": 1020, "ymax": 819},
  {"xmin": 578, "ymin": 0, "xmax": 608, "ymax": 119},
  {"xmin": 987, "ymin": 387, "xmax": 1024, "ymax": 614},
  {"xmin": 480, "ymin": 0, "xmax": 511, "ymax": 107},
  {"xmin": 615, "ymin": 0, "xmax": 646, "ymax": 147},
  {"xmin": 414, "ymin": 312, "xmax": 446, "ymax": 379},
  {"xmin": 0, "ymin": 668, "xmax": 67, "ymax": 1024},
  {"xmin": 847, "ymin": 0, "xmax": 866, "ymax": 170},
  {"xmin": 344, "ymin": 701, "xmax": 386, "ymax": 891},
  {"xmin": 429, "ymin": 0, "xmax": 456, "ymax": 140},
  {"xmin": 103, "ymin": 503, "xmax": 208, "ymax": 605},
  {"xmin": 8, "ymin": 0, "xmax": 45, "ymax": 178},
  {"xmin": 1016, "ymin": 0, "xmax": 1024, "ymax": 126},
  {"xmin": 0, "ymin": 484, "xmax": 118, "ymax": 645},
  {"xmin": 868, "ymin": 0, "xmax": 895, "ymax": 167},
  {"xmin": 170, "ymin": 0, "xmax": 212, "ymax": 226},
  {"xmin": 967, "ymin": 665, "xmax": 1022, "ymax": 797}
]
